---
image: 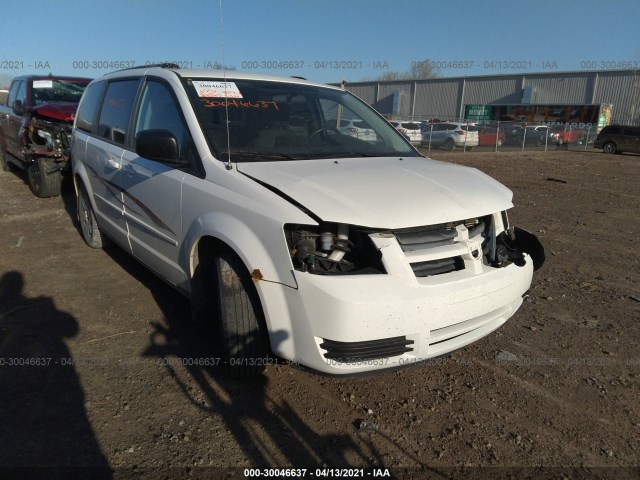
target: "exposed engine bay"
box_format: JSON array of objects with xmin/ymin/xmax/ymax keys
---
[{"xmin": 21, "ymin": 105, "xmax": 74, "ymax": 167}]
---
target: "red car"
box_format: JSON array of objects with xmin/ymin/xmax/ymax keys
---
[
  {"xmin": 0, "ymin": 75, "xmax": 91, "ymax": 197},
  {"xmin": 476, "ymin": 126, "xmax": 506, "ymax": 147},
  {"xmin": 547, "ymin": 124, "xmax": 584, "ymax": 144}
]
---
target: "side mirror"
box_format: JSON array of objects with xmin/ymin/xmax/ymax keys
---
[
  {"xmin": 135, "ymin": 129, "xmax": 183, "ymax": 164},
  {"xmin": 12, "ymin": 100, "xmax": 25, "ymax": 116}
]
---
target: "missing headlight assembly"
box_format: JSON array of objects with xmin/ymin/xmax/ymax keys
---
[
  {"xmin": 285, "ymin": 223, "xmax": 386, "ymax": 275},
  {"xmin": 286, "ymin": 212, "xmax": 544, "ymax": 280}
]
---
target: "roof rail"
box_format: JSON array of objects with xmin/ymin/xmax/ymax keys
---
[{"xmin": 114, "ymin": 63, "xmax": 180, "ymax": 73}]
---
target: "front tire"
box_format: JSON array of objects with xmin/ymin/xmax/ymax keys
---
[
  {"xmin": 212, "ymin": 250, "xmax": 269, "ymax": 377},
  {"xmin": 77, "ymin": 182, "xmax": 109, "ymax": 249},
  {"xmin": 27, "ymin": 157, "xmax": 62, "ymax": 197},
  {"xmin": 602, "ymin": 142, "xmax": 617, "ymax": 154}
]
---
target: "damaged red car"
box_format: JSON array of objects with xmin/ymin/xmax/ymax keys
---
[{"xmin": 0, "ymin": 75, "xmax": 91, "ymax": 197}]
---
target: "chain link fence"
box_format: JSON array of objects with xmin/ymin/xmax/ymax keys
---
[{"xmin": 390, "ymin": 116, "xmax": 601, "ymax": 153}]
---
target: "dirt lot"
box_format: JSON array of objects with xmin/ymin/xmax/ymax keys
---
[{"xmin": 1, "ymin": 149, "xmax": 639, "ymax": 479}]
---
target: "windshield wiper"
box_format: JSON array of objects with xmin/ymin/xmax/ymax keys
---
[
  {"xmin": 319, "ymin": 152, "xmax": 379, "ymax": 158},
  {"xmin": 220, "ymin": 151, "xmax": 303, "ymax": 161}
]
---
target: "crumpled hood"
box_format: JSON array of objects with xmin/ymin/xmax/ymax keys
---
[
  {"xmin": 239, "ymin": 156, "xmax": 513, "ymax": 228},
  {"xmin": 31, "ymin": 102, "xmax": 78, "ymax": 122}
]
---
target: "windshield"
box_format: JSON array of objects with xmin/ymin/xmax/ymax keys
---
[
  {"xmin": 185, "ymin": 78, "xmax": 419, "ymax": 161},
  {"xmin": 32, "ymin": 79, "xmax": 89, "ymax": 105}
]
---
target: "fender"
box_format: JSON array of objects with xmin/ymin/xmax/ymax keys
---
[{"xmin": 181, "ymin": 210, "xmax": 300, "ymax": 292}]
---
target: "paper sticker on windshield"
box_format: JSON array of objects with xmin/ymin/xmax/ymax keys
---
[
  {"xmin": 192, "ymin": 81, "xmax": 243, "ymax": 98},
  {"xmin": 33, "ymin": 80, "xmax": 53, "ymax": 89}
]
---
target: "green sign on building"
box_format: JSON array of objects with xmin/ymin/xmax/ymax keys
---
[{"xmin": 465, "ymin": 105, "xmax": 492, "ymax": 121}]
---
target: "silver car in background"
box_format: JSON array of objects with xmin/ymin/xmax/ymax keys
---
[{"xmin": 421, "ymin": 122, "xmax": 479, "ymax": 151}]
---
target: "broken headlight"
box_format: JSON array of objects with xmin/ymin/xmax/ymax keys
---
[{"xmin": 284, "ymin": 223, "xmax": 386, "ymax": 275}]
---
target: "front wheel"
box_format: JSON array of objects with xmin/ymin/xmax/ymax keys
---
[
  {"xmin": 602, "ymin": 142, "xmax": 617, "ymax": 154},
  {"xmin": 212, "ymin": 250, "xmax": 269, "ymax": 377},
  {"xmin": 27, "ymin": 157, "xmax": 62, "ymax": 197}
]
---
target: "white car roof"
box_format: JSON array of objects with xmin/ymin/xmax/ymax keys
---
[{"xmin": 102, "ymin": 66, "xmax": 341, "ymax": 91}]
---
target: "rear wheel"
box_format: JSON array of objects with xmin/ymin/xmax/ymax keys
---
[
  {"xmin": 444, "ymin": 139, "xmax": 456, "ymax": 151},
  {"xmin": 77, "ymin": 182, "xmax": 109, "ymax": 249},
  {"xmin": 212, "ymin": 250, "xmax": 269, "ymax": 377},
  {"xmin": 27, "ymin": 157, "xmax": 62, "ymax": 197},
  {"xmin": 602, "ymin": 142, "xmax": 617, "ymax": 154}
]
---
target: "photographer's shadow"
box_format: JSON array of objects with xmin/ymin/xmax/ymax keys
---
[{"xmin": 0, "ymin": 271, "xmax": 111, "ymax": 475}]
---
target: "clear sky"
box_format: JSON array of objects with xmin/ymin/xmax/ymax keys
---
[{"xmin": 1, "ymin": 0, "xmax": 639, "ymax": 87}]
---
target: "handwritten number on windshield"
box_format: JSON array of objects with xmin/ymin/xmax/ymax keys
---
[{"xmin": 202, "ymin": 99, "xmax": 279, "ymax": 110}]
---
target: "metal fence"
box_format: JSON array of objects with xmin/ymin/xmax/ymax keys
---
[{"xmin": 391, "ymin": 117, "xmax": 601, "ymax": 153}]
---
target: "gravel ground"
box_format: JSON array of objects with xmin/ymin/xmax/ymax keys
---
[{"xmin": 0, "ymin": 149, "xmax": 639, "ymax": 480}]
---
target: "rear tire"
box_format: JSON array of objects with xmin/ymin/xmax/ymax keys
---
[
  {"xmin": 212, "ymin": 250, "xmax": 268, "ymax": 377},
  {"xmin": 602, "ymin": 142, "xmax": 616, "ymax": 154},
  {"xmin": 27, "ymin": 157, "xmax": 62, "ymax": 197},
  {"xmin": 77, "ymin": 182, "xmax": 109, "ymax": 249},
  {"xmin": 444, "ymin": 139, "xmax": 456, "ymax": 151}
]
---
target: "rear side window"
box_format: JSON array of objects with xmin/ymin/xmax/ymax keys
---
[
  {"xmin": 76, "ymin": 81, "xmax": 105, "ymax": 134},
  {"xmin": 98, "ymin": 79, "xmax": 140, "ymax": 146}
]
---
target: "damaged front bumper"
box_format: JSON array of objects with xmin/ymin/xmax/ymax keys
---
[
  {"xmin": 261, "ymin": 216, "xmax": 544, "ymax": 375},
  {"xmin": 19, "ymin": 113, "xmax": 73, "ymax": 168}
]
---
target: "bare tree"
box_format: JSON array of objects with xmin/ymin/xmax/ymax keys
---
[
  {"xmin": 361, "ymin": 59, "xmax": 441, "ymax": 82},
  {"xmin": 0, "ymin": 74, "xmax": 13, "ymax": 90}
]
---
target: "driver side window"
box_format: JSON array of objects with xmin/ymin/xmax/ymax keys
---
[{"xmin": 135, "ymin": 79, "xmax": 197, "ymax": 165}]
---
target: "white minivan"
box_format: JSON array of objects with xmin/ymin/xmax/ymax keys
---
[{"xmin": 72, "ymin": 65, "xmax": 543, "ymax": 377}]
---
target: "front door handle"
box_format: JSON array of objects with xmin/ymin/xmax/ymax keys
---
[{"xmin": 107, "ymin": 158, "xmax": 121, "ymax": 169}]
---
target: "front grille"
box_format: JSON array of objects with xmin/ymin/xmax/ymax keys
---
[
  {"xmin": 320, "ymin": 336, "xmax": 414, "ymax": 361},
  {"xmin": 411, "ymin": 256, "xmax": 464, "ymax": 276},
  {"xmin": 393, "ymin": 217, "xmax": 491, "ymax": 278}
]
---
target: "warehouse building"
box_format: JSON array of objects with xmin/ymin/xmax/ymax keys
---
[{"xmin": 344, "ymin": 69, "xmax": 640, "ymax": 126}]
